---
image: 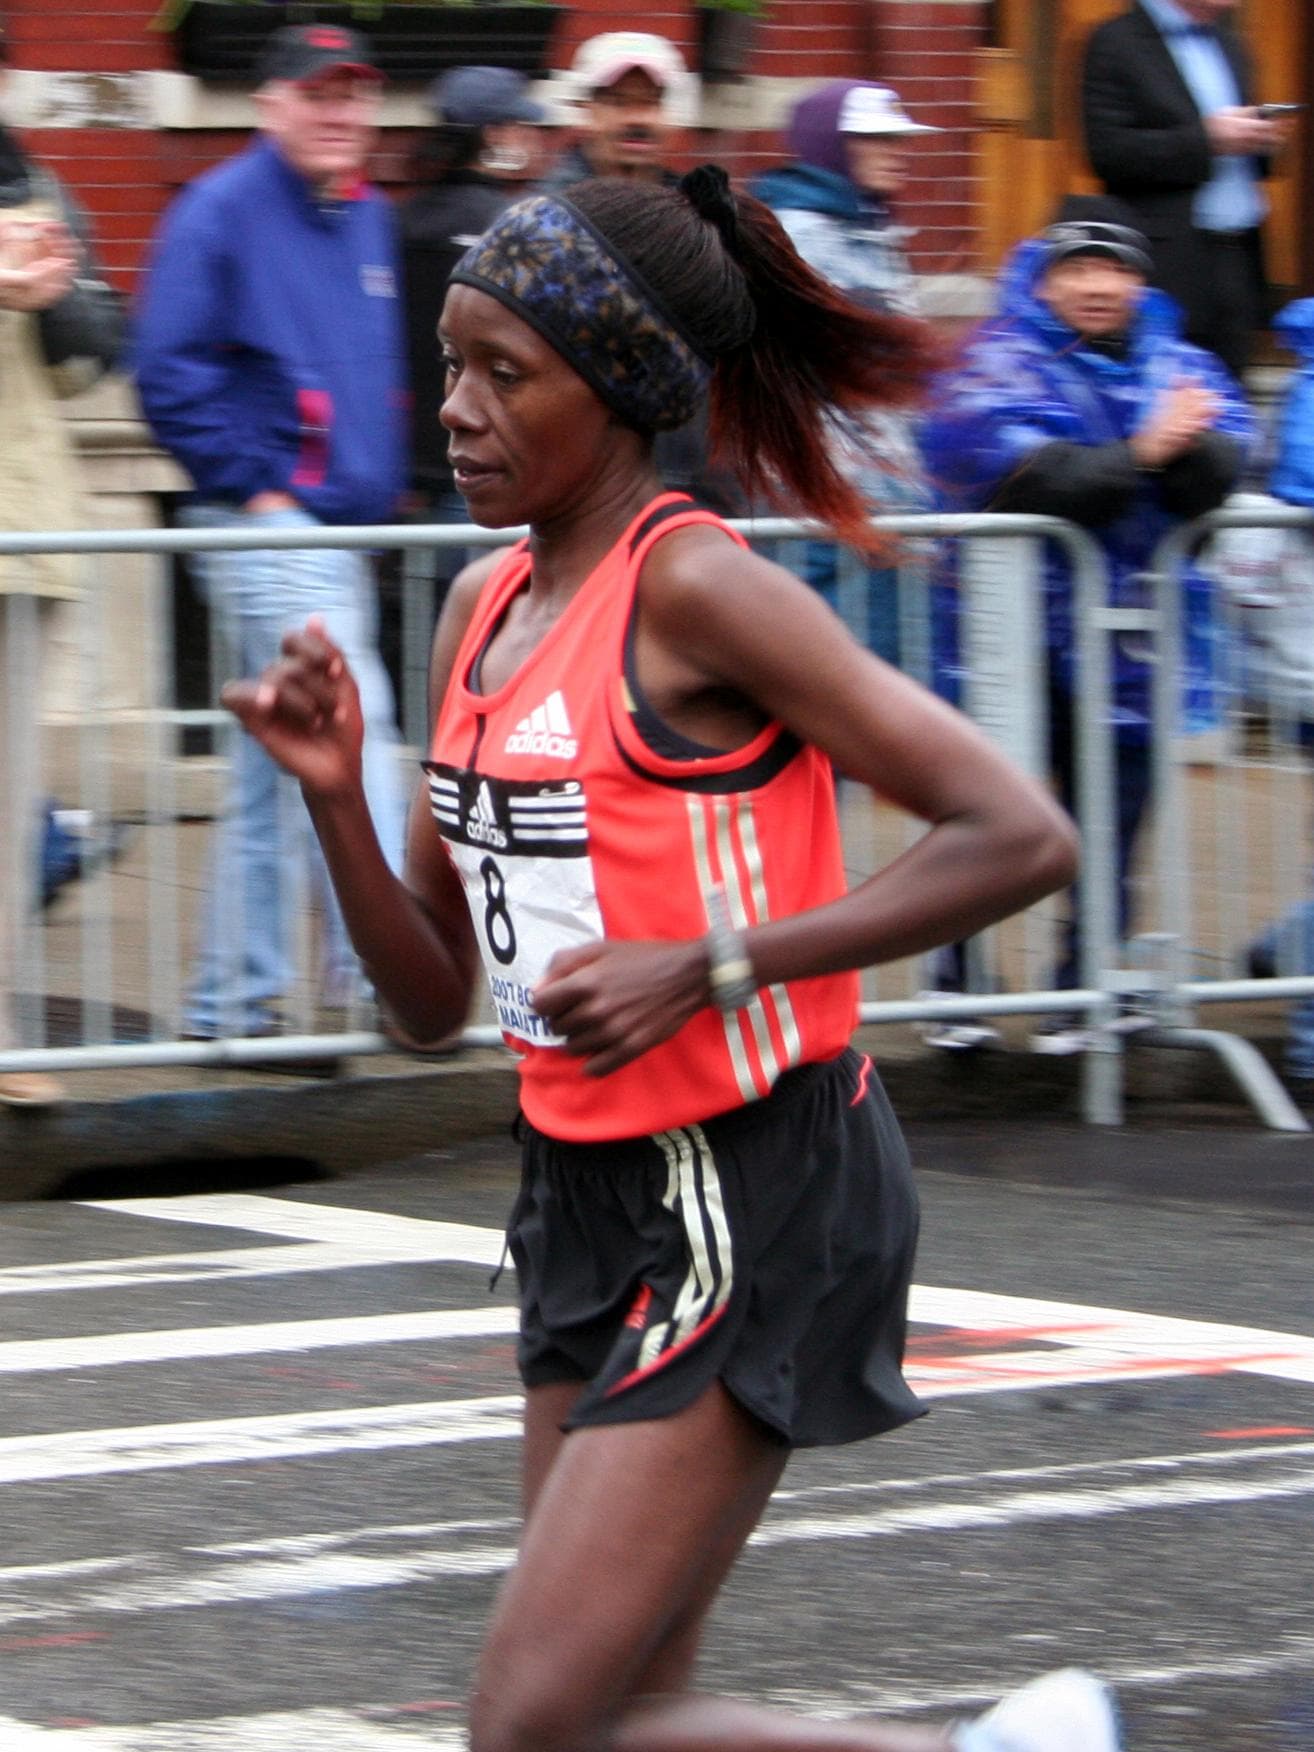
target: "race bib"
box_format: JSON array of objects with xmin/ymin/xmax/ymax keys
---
[{"xmin": 424, "ymin": 763, "xmax": 603, "ymax": 1046}]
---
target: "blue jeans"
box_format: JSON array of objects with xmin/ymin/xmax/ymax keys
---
[
  {"xmin": 931, "ymin": 690, "xmax": 1153, "ymax": 994},
  {"xmin": 184, "ymin": 506, "xmax": 406, "ymax": 1036},
  {"xmin": 803, "ymin": 540, "xmax": 901, "ymax": 668},
  {"xmin": 1253, "ymin": 897, "xmax": 1314, "ymax": 1078}
]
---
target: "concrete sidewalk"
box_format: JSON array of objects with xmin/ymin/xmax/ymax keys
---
[{"xmin": 3, "ymin": 1005, "xmax": 1307, "ymax": 1202}]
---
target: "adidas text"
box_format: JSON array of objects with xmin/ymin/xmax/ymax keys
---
[
  {"xmin": 505, "ymin": 729, "xmax": 578, "ymax": 759},
  {"xmin": 466, "ymin": 816, "xmax": 507, "ymax": 849}
]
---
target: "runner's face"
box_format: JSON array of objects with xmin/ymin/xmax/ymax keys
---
[{"xmin": 438, "ymin": 284, "xmax": 619, "ymax": 528}]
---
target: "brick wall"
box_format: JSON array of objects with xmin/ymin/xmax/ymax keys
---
[
  {"xmin": 5, "ymin": 0, "xmax": 172, "ymax": 74},
  {"xmin": 3, "ymin": 0, "xmax": 986, "ymax": 284},
  {"xmin": 866, "ymin": 1, "xmax": 984, "ymax": 274}
]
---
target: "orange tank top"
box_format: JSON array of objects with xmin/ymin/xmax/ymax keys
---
[{"xmin": 427, "ymin": 494, "xmax": 859, "ymax": 1141}]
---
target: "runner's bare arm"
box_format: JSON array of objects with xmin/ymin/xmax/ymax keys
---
[
  {"xmin": 535, "ymin": 529, "xmax": 1077, "ymax": 1073},
  {"xmin": 642, "ymin": 526, "xmax": 1078, "ymax": 971}
]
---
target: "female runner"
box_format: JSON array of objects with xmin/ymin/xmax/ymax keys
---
[{"xmin": 224, "ymin": 166, "xmax": 1120, "ymax": 1752}]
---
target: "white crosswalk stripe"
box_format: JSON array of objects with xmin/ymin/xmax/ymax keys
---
[
  {"xmin": 0, "ymin": 1395, "xmax": 525, "ymax": 1485},
  {"xmin": 0, "ymin": 1709, "xmax": 468, "ymax": 1747}
]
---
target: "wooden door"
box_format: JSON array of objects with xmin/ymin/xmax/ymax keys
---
[{"xmin": 974, "ymin": 0, "xmax": 1307, "ymax": 294}]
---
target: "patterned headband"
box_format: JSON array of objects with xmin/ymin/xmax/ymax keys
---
[{"xmin": 449, "ymin": 194, "xmax": 713, "ymax": 433}]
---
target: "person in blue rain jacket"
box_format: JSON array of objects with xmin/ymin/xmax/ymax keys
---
[{"xmin": 921, "ymin": 195, "xmax": 1254, "ymax": 1045}]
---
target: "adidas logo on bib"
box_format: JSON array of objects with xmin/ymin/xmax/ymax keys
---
[
  {"xmin": 466, "ymin": 779, "xmax": 508, "ymax": 849},
  {"xmin": 505, "ymin": 690, "xmax": 578, "ymax": 759}
]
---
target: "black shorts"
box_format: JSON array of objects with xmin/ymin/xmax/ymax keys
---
[{"xmin": 507, "ymin": 1048, "xmax": 926, "ymax": 1448}]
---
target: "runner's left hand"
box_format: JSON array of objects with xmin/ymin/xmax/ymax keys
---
[{"xmin": 534, "ymin": 939, "xmax": 710, "ymax": 1077}]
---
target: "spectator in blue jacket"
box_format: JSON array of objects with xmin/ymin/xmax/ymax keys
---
[
  {"xmin": 921, "ymin": 196, "xmax": 1254, "ymax": 1050},
  {"xmin": 135, "ymin": 23, "xmax": 408, "ymax": 1045}
]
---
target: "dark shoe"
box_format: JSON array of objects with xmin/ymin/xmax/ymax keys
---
[
  {"xmin": 181, "ymin": 1028, "xmax": 342, "ymax": 1079},
  {"xmin": 241, "ymin": 1052, "xmax": 344, "ymax": 1080},
  {"xmin": 1246, "ymin": 939, "xmax": 1277, "ymax": 980}
]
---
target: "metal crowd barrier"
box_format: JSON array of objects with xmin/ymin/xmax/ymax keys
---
[
  {"xmin": 0, "ymin": 508, "xmax": 1302, "ymax": 1130},
  {"xmin": 1136, "ymin": 501, "xmax": 1314, "ymax": 1132}
]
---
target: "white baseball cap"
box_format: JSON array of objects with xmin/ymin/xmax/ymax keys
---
[
  {"xmin": 571, "ymin": 31, "xmax": 687, "ymax": 96},
  {"xmin": 838, "ymin": 85, "xmax": 937, "ymax": 137}
]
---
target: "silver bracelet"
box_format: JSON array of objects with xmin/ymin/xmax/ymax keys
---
[{"xmin": 704, "ymin": 886, "xmax": 758, "ymax": 1013}]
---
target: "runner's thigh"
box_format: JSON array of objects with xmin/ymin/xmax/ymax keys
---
[{"xmin": 470, "ymin": 1381, "xmax": 786, "ymax": 1752}]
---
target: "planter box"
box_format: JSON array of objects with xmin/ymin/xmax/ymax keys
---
[
  {"xmin": 172, "ymin": 2, "xmax": 563, "ymax": 82},
  {"xmin": 695, "ymin": 7, "xmax": 759, "ymax": 83}
]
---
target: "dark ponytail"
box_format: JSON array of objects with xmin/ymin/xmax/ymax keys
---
[{"xmin": 568, "ymin": 166, "xmax": 943, "ymax": 553}]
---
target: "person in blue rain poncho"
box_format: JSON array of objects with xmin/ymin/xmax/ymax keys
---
[{"xmin": 920, "ymin": 195, "xmax": 1255, "ymax": 1050}]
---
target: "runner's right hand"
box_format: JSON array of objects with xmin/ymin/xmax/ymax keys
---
[{"xmin": 221, "ymin": 617, "xmax": 365, "ymax": 801}]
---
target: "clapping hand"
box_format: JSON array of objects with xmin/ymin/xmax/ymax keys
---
[
  {"xmin": 1130, "ymin": 379, "xmax": 1221, "ymax": 469},
  {"xmin": 0, "ymin": 217, "xmax": 77, "ymax": 312}
]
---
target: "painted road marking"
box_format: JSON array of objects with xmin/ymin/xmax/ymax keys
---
[
  {"xmin": 59, "ymin": 1195, "xmax": 1314, "ymax": 1387},
  {"xmin": 1, "ymin": 1442, "xmax": 1311, "ymax": 1625},
  {"xmin": 0, "ymin": 1197, "xmax": 502, "ymax": 1298},
  {"xmin": 0, "ymin": 1709, "xmax": 467, "ymax": 1748},
  {"xmin": 764, "ymin": 1630, "xmax": 1314, "ymax": 1718},
  {"xmin": 0, "ymin": 1308, "xmax": 517, "ymax": 1375},
  {"xmin": 0, "ymin": 1396, "xmax": 525, "ymax": 1485},
  {"xmin": 908, "ymin": 1285, "xmax": 1314, "ymax": 1388},
  {"xmin": 3, "ymin": 1634, "xmax": 1314, "ymax": 1744},
  {"xmin": 0, "ymin": 1242, "xmax": 486, "ymax": 1299},
  {"xmin": 84, "ymin": 1195, "xmax": 504, "ymax": 1262},
  {"xmin": 0, "ymin": 1200, "xmax": 1307, "ymax": 1406},
  {"xmin": 2, "ymin": 1275, "xmax": 1311, "ymax": 1397}
]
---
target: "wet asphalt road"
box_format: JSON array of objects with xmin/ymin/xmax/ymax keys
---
[{"xmin": 0, "ymin": 1117, "xmax": 1311, "ymax": 1750}]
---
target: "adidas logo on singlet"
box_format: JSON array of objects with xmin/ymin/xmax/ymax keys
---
[
  {"xmin": 466, "ymin": 779, "xmax": 508, "ymax": 849},
  {"xmin": 505, "ymin": 690, "xmax": 578, "ymax": 760}
]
